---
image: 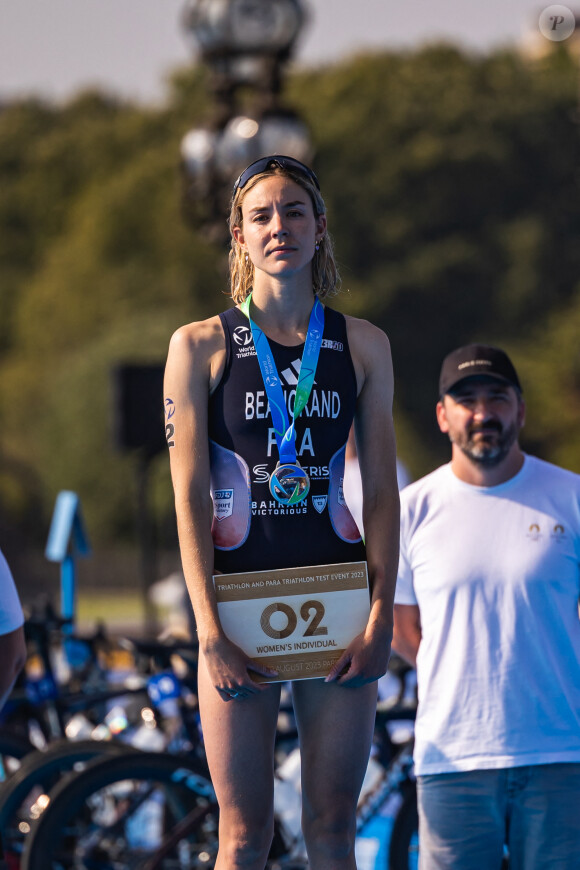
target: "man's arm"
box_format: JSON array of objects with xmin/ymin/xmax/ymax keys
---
[
  {"xmin": 326, "ymin": 318, "xmax": 400, "ymax": 685},
  {"xmin": 393, "ymin": 604, "xmax": 422, "ymax": 668},
  {"xmin": 0, "ymin": 625, "xmax": 26, "ymax": 711}
]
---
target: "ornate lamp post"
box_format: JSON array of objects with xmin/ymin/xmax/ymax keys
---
[{"xmin": 180, "ymin": 0, "xmax": 312, "ymax": 239}]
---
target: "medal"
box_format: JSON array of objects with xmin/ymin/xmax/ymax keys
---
[
  {"xmin": 269, "ymin": 462, "xmax": 311, "ymax": 506},
  {"xmin": 241, "ymin": 292, "xmax": 324, "ymax": 507}
]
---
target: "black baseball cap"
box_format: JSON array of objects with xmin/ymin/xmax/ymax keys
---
[{"xmin": 439, "ymin": 344, "xmax": 522, "ymax": 397}]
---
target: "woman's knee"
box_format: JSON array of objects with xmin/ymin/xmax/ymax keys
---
[
  {"xmin": 218, "ymin": 816, "xmax": 275, "ymax": 868},
  {"xmin": 302, "ymin": 800, "xmax": 357, "ymax": 861}
]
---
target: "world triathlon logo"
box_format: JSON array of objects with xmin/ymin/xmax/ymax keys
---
[
  {"xmin": 233, "ymin": 325, "xmax": 256, "ymax": 358},
  {"xmin": 233, "ymin": 326, "xmax": 253, "ymax": 346}
]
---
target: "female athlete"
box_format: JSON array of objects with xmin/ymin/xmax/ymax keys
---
[{"xmin": 164, "ymin": 155, "xmax": 400, "ymax": 870}]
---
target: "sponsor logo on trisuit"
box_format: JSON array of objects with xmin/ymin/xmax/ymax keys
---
[
  {"xmin": 312, "ymin": 495, "xmax": 328, "ymax": 514},
  {"xmin": 214, "ymin": 489, "xmax": 234, "ymax": 521}
]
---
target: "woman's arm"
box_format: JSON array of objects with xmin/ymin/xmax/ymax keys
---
[
  {"xmin": 164, "ymin": 318, "xmax": 223, "ymax": 648},
  {"xmin": 164, "ymin": 318, "xmax": 275, "ymax": 699},
  {"xmin": 326, "ymin": 318, "xmax": 400, "ymax": 685}
]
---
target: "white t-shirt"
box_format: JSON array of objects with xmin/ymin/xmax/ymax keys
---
[
  {"xmin": 395, "ymin": 455, "xmax": 580, "ymax": 775},
  {"xmin": 343, "ymin": 457, "xmax": 411, "ymax": 536},
  {"xmin": 0, "ymin": 548, "xmax": 24, "ymax": 635}
]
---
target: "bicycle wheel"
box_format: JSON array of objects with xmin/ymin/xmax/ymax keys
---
[
  {"xmin": 0, "ymin": 728, "xmax": 35, "ymax": 779},
  {"xmin": 22, "ymin": 750, "xmax": 219, "ymax": 870},
  {"xmin": 0, "ymin": 738, "xmax": 138, "ymax": 863},
  {"xmin": 388, "ymin": 782, "xmax": 418, "ymax": 870}
]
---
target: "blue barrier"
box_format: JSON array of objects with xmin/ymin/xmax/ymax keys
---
[{"xmin": 45, "ymin": 491, "xmax": 91, "ymax": 625}]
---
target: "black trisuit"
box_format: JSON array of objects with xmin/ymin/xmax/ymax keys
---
[{"xmin": 208, "ymin": 304, "xmax": 366, "ymax": 574}]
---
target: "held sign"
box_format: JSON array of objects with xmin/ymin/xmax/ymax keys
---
[{"xmin": 214, "ymin": 562, "xmax": 370, "ymax": 682}]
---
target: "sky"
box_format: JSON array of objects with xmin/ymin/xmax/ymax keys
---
[{"xmin": 0, "ymin": 1, "xmax": 559, "ymax": 105}]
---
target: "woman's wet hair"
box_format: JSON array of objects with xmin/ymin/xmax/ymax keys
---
[{"xmin": 228, "ymin": 165, "xmax": 340, "ymax": 304}]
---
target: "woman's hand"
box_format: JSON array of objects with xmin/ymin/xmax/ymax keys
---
[
  {"xmin": 324, "ymin": 626, "xmax": 392, "ymax": 687},
  {"xmin": 204, "ymin": 634, "xmax": 279, "ymax": 701}
]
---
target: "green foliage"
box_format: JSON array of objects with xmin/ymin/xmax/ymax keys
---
[
  {"xmin": 514, "ymin": 290, "xmax": 580, "ymax": 473},
  {"xmin": 289, "ymin": 45, "xmax": 580, "ymax": 473},
  {"xmin": 0, "ymin": 44, "xmax": 579, "ymax": 552}
]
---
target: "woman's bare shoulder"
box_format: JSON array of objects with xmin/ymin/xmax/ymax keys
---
[
  {"xmin": 344, "ymin": 314, "xmax": 392, "ymax": 365},
  {"xmin": 169, "ymin": 314, "xmax": 225, "ymax": 358},
  {"xmin": 166, "ymin": 314, "xmax": 227, "ymax": 394}
]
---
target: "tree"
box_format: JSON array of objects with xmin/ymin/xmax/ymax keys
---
[{"xmin": 0, "ymin": 44, "xmax": 578, "ymax": 561}]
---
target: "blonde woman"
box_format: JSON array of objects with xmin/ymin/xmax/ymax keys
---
[{"xmin": 164, "ymin": 156, "xmax": 399, "ymax": 870}]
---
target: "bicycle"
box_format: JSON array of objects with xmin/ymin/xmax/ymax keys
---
[
  {"xmin": 1, "ymin": 603, "xmax": 156, "ymax": 749},
  {"xmin": 0, "ymin": 739, "xmax": 142, "ymax": 866},
  {"xmin": 15, "ymin": 674, "xmax": 299, "ymax": 869},
  {"xmin": 0, "ymin": 730, "xmax": 36, "ymax": 782},
  {"xmin": 359, "ymin": 704, "xmax": 417, "ymax": 870},
  {"xmin": 19, "ymin": 749, "xmax": 219, "ymax": 870},
  {"xmin": 19, "ymin": 694, "xmax": 417, "ymax": 869},
  {"xmin": 0, "ymin": 632, "xmax": 208, "ymax": 864}
]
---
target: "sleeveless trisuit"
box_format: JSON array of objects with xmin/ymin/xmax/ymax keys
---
[{"xmin": 208, "ymin": 304, "xmax": 366, "ymax": 574}]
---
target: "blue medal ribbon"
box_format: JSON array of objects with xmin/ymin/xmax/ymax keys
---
[{"xmin": 240, "ymin": 293, "xmax": 325, "ymax": 503}]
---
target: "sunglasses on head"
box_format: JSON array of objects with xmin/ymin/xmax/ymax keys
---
[{"xmin": 233, "ymin": 155, "xmax": 320, "ymax": 195}]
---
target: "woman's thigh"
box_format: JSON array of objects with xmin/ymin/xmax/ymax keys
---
[
  {"xmin": 292, "ymin": 678, "xmax": 378, "ymax": 815},
  {"xmin": 197, "ymin": 649, "xmax": 282, "ymax": 823}
]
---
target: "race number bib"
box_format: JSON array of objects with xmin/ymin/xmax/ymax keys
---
[{"xmin": 214, "ymin": 562, "xmax": 370, "ymax": 682}]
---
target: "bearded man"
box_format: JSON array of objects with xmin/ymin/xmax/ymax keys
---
[{"xmin": 393, "ymin": 344, "xmax": 580, "ymax": 870}]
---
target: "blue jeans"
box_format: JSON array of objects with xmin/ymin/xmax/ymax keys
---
[{"xmin": 417, "ymin": 763, "xmax": 580, "ymax": 870}]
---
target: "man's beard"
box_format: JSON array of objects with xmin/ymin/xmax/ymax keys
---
[{"xmin": 451, "ymin": 420, "xmax": 519, "ymax": 467}]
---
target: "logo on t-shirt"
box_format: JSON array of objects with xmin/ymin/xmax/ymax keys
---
[
  {"xmin": 550, "ymin": 523, "xmax": 567, "ymax": 542},
  {"xmin": 527, "ymin": 523, "xmax": 542, "ymax": 541},
  {"xmin": 526, "ymin": 522, "xmax": 568, "ymax": 543}
]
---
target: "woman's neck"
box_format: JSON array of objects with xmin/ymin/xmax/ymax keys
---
[{"xmin": 249, "ymin": 278, "xmax": 316, "ymax": 339}]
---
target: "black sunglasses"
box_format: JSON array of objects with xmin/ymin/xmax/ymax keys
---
[{"xmin": 233, "ymin": 155, "xmax": 320, "ymax": 194}]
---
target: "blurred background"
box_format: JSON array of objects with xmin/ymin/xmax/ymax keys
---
[{"xmin": 1, "ymin": 0, "xmax": 579, "ymax": 632}]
